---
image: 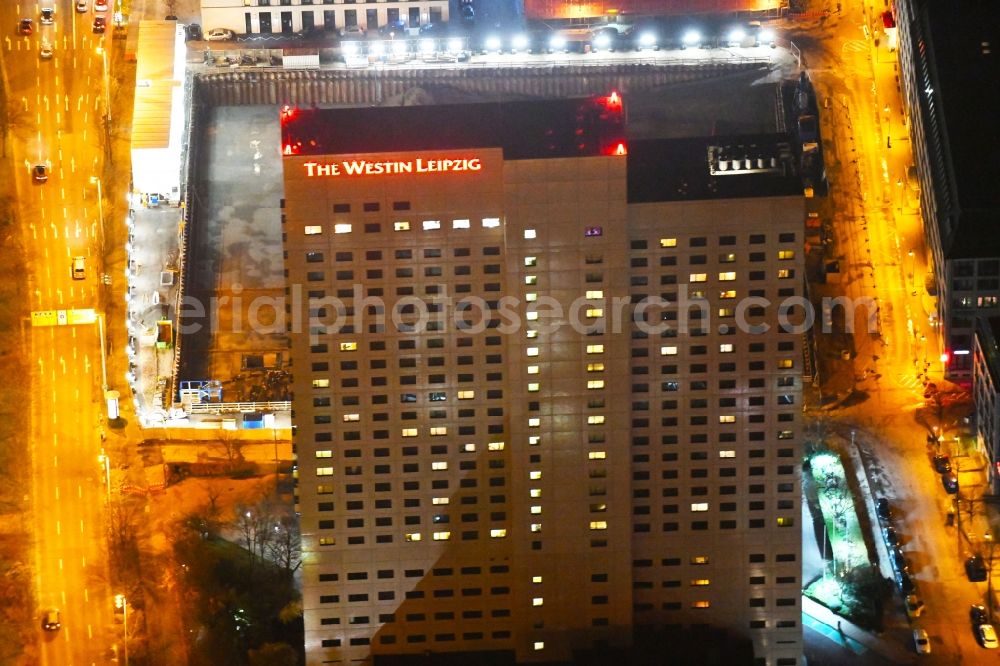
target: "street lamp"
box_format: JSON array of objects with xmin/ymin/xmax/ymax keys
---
[
  {"xmin": 115, "ymin": 594, "xmax": 129, "ymax": 666},
  {"xmin": 987, "ymin": 533, "xmax": 996, "ymax": 622}
]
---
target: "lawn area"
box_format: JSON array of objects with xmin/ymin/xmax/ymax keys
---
[{"xmin": 810, "ymin": 451, "xmax": 869, "ymax": 574}]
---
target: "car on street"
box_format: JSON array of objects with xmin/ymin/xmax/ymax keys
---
[
  {"xmin": 966, "ymin": 555, "xmax": 988, "ymax": 582},
  {"xmin": 933, "ymin": 454, "xmax": 952, "ymax": 473},
  {"xmin": 71, "ymin": 256, "xmax": 86, "ymax": 280},
  {"xmin": 76, "ymin": 0, "xmax": 88, "ymax": 11},
  {"xmin": 883, "ymin": 526, "xmax": 900, "ymax": 547},
  {"xmin": 205, "ymin": 28, "xmax": 235, "ymax": 41},
  {"xmin": 943, "ymin": 472, "xmax": 959, "ymax": 493},
  {"xmin": 94, "ymin": 0, "xmax": 108, "ymax": 10},
  {"xmin": 906, "ymin": 595, "xmax": 925, "ymax": 618},
  {"xmin": 913, "ymin": 628, "xmax": 931, "ymax": 654},
  {"xmin": 93, "ymin": 16, "xmax": 105, "ymax": 32},
  {"xmin": 979, "ymin": 623, "xmax": 999, "ymax": 649},
  {"xmin": 39, "ymin": 42, "xmax": 53, "ymax": 59},
  {"xmin": 892, "ymin": 548, "xmax": 909, "ymax": 573},
  {"xmin": 42, "ymin": 609, "xmax": 60, "ymax": 631},
  {"xmin": 972, "ymin": 604, "xmax": 989, "ymax": 625},
  {"xmin": 340, "ymin": 25, "xmax": 365, "ymax": 38},
  {"xmin": 876, "ymin": 497, "xmax": 891, "ymax": 521},
  {"xmin": 32, "ymin": 164, "xmax": 49, "ymax": 183},
  {"xmin": 897, "ymin": 571, "xmax": 916, "ymax": 594},
  {"xmin": 378, "ymin": 20, "xmax": 406, "ymax": 37},
  {"xmin": 18, "ymin": 18, "xmax": 33, "ymax": 34},
  {"xmin": 40, "ymin": 8, "xmax": 54, "ymax": 25}
]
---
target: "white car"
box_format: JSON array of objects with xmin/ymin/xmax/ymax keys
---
[
  {"xmin": 93, "ymin": 0, "xmax": 108, "ymax": 11},
  {"xmin": 205, "ymin": 28, "xmax": 235, "ymax": 42},
  {"xmin": 913, "ymin": 628, "xmax": 930, "ymax": 654},
  {"xmin": 979, "ymin": 623, "xmax": 999, "ymax": 649},
  {"xmin": 40, "ymin": 42, "xmax": 54, "ymax": 59},
  {"xmin": 71, "ymin": 256, "xmax": 86, "ymax": 280},
  {"xmin": 76, "ymin": 0, "xmax": 88, "ymax": 12}
]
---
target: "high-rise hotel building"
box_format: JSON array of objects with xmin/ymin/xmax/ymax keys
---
[{"xmin": 281, "ymin": 96, "xmax": 804, "ymax": 666}]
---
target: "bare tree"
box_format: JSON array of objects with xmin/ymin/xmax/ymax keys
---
[
  {"xmin": 235, "ymin": 504, "xmax": 273, "ymax": 571},
  {"xmin": 266, "ymin": 515, "xmax": 301, "ymax": 573},
  {"xmin": 0, "ymin": 101, "xmax": 34, "ymax": 157}
]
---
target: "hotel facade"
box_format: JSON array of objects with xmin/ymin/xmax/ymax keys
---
[{"xmin": 281, "ymin": 97, "xmax": 804, "ymax": 665}]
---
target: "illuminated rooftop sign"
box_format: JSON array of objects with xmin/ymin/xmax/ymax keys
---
[{"xmin": 301, "ymin": 157, "xmax": 483, "ymax": 177}]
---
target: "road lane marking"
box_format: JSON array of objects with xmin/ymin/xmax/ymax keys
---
[
  {"xmin": 87, "ymin": 624, "xmax": 92, "ymax": 639},
  {"xmin": 79, "ymin": 519, "xmax": 84, "ymax": 533},
  {"xmin": 58, "ymin": 556, "xmax": 63, "ymax": 568},
  {"xmin": 55, "ymin": 487, "xmax": 59, "ymax": 500},
  {"xmin": 78, "ymin": 485, "xmax": 83, "ymax": 498},
  {"xmin": 84, "ymin": 588, "xmax": 89, "ymax": 602}
]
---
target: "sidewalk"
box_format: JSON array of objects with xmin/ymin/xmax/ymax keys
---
[{"xmin": 802, "ymin": 596, "xmax": 915, "ymax": 664}]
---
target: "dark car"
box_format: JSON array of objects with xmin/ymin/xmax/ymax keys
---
[
  {"xmin": 933, "ymin": 454, "xmax": 952, "ymax": 473},
  {"xmin": 378, "ymin": 20, "xmax": 406, "ymax": 37},
  {"xmin": 943, "ymin": 473, "xmax": 959, "ymax": 494},
  {"xmin": 32, "ymin": 164, "xmax": 49, "ymax": 183},
  {"xmin": 883, "ymin": 526, "xmax": 900, "ymax": 547},
  {"xmin": 93, "ymin": 16, "xmax": 105, "ymax": 33},
  {"xmin": 891, "ymin": 548, "xmax": 908, "ymax": 573},
  {"xmin": 185, "ymin": 23, "xmax": 203, "ymax": 41},
  {"xmin": 972, "ymin": 604, "xmax": 989, "ymax": 625},
  {"xmin": 876, "ymin": 497, "xmax": 891, "ymax": 521},
  {"xmin": 42, "ymin": 609, "xmax": 60, "ymax": 631},
  {"xmin": 460, "ymin": 5, "xmax": 475, "ymax": 22},
  {"xmin": 966, "ymin": 555, "xmax": 988, "ymax": 582},
  {"xmin": 897, "ymin": 571, "xmax": 916, "ymax": 594},
  {"xmin": 18, "ymin": 18, "xmax": 33, "ymax": 35}
]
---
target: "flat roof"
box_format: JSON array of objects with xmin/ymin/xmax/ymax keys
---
[
  {"xmin": 921, "ymin": 0, "xmax": 1000, "ymax": 257},
  {"xmin": 280, "ymin": 96, "xmax": 626, "ymax": 160},
  {"xmin": 132, "ymin": 20, "xmax": 179, "ymax": 150},
  {"xmin": 627, "ymin": 135, "xmax": 801, "ymax": 202}
]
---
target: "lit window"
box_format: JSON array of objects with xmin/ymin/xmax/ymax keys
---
[
  {"xmin": 526, "ymin": 292, "xmax": 538, "ymax": 302},
  {"xmin": 525, "ymin": 275, "xmax": 538, "ymax": 285},
  {"xmin": 394, "ymin": 221, "xmax": 410, "ymax": 231},
  {"xmin": 718, "ymin": 271, "xmax": 736, "ymax": 281},
  {"xmin": 587, "ymin": 363, "xmax": 605, "ymax": 372},
  {"xmin": 432, "ymin": 497, "xmax": 450, "ymax": 505},
  {"xmin": 778, "ymin": 359, "xmax": 794, "ymax": 369},
  {"xmin": 526, "ymin": 311, "xmax": 539, "ymax": 321},
  {"xmin": 691, "ymin": 503, "xmax": 709, "ymax": 512},
  {"xmin": 317, "ymin": 467, "xmax": 334, "ymax": 476},
  {"xmin": 304, "ymin": 225, "xmax": 322, "ymax": 235},
  {"xmin": 585, "ymin": 308, "xmax": 604, "ymax": 318},
  {"xmin": 778, "ymin": 250, "xmax": 795, "ymax": 260},
  {"xmin": 587, "ymin": 380, "xmax": 605, "ymax": 389},
  {"xmin": 691, "ymin": 579, "xmax": 711, "ymax": 586},
  {"xmin": 529, "ymin": 470, "xmax": 542, "ymax": 480},
  {"xmin": 534, "ymin": 642, "xmax": 545, "ymax": 651},
  {"xmin": 590, "ymin": 503, "xmax": 606, "ymax": 512},
  {"xmin": 660, "ymin": 346, "xmax": 678, "ymax": 356},
  {"xmin": 528, "ymin": 382, "xmax": 540, "ymax": 392},
  {"xmin": 777, "ymin": 517, "xmax": 795, "ymax": 527},
  {"xmin": 586, "ymin": 290, "xmax": 604, "ymax": 299},
  {"xmin": 532, "ymin": 576, "xmax": 543, "ymax": 584},
  {"xmin": 490, "ymin": 529, "xmax": 507, "ymax": 538},
  {"xmin": 488, "ymin": 441, "xmax": 505, "ymax": 451},
  {"xmin": 524, "ymin": 256, "xmax": 537, "ymax": 266},
  {"xmin": 526, "ymin": 347, "xmax": 539, "ymax": 357},
  {"xmin": 660, "ymin": 238, "xmax": 677, "ymax": 248},
  {"xmin": 524, "ymin": 229, "xmax": 537, "ymax": 239},
  {"xmin": 720, "ymin": 252, "xmax": 735, "ymax": 263},
  {"xmin": 527, "ymin": 365, "xmax": 540, "ymax": 375},
  {"xmin": 587, "ymin": 415, "xmax": 605, "ymax": 425},
  {"xmin": 422, "ymin": 220, "xmax": 441, "ymax": 230},
  {"xmin": 401, "ymin": 428, "xmax": 418, "ymax": 437},
  {"xmin": 433, "ymin": 531, "xmax": 451, "ymax": 541},
  {"xmin": 528, "ymin": 418, "xmax": 541, "ymax": 427},
  {"xmin": 689, "ymin": 273, "xmax": 707, "ymax": 282},
  {"xmin": 719, "ymin": 343, "xmax": 734, "ymax": 353},
  {"xmin": 526, "ymin": 330, "xmax": 538, "ymax": 339},
  {"xmin": 405, "ymin": 532, "xmax": 422, "ymax": 542},
  {"xmin": 778, "ymin": 269, "xmax": 792, "ymax": 279},
  {"xmin": 530, "ymin": 488, "xmax": 541, "ymax": 498},
  {"xmin": 430, "ymin": 427, "xmax": 447, "ymax": 436},
  {"xmin": 452, "ymin": 219, "xmax": 470, "ymax": 229},
  {"xmin": 461, "ymin": 443, "xmax": 476, "ymax": 453},
  {"xmin": 531, "ymin": 523, "xmax": 542, "ymax": 532},
  {"xmin": 343, "ymin": 413, "xmax": 360, "ymax": 422},
  {"xmin": 588, "ymin": 451, "xmax": 606, "ymax": 460},
  {"xmin": 458, "ymin": 390, "xmax": 475, "ymax": 400},
  {"xmin": 719, "ymin": 450, "xmax": 736, "ymax": 458},
  {"xmin": 589, "ymin": 521, "xmax": 608, "ymax": 530},
  {"xmin": 528, "ymin": 436, "xmax": 540, "ymax": 446},
  {"xmin": 431, "ymin": 461, "xmax": 448, "ymax": 470},
  {"xmin": 719, "ymin": 415, "xmax": 736, "ymax": 423},
  {"xmin": 719, "ymin": 290, "xmax": 737, "ymax": 299},
  {"xmin": 315, "ymin": 450, "xmax": 332, "ymax": 458},
  {"xmin": 530, "ymin": 505, "xmax": 542, "ymax": 514},
  {"xmin": 718, "ymin": 307, "xmax": 734, "ymax": 318},
  {"xmin": 586, "ymin": 345, "xmax": 605, "ymax": 354},
  {"xmin": 532, "ymin": 597, "xmax": 544, "ymax": 606},
  {"xmin": 312, "ymin": 379, "xmax": 330, "ymax": 388},
  {"xmin": 334, "ymin": 223, "xmax": 352, "ymax": 234},
  {"xmin": 319, "ymin": 537, "xmax": 335, "ymax": 546},
  {"xmin": 691, "ymin": 556, "xmax": 709, "ymax": 565},
  {"xmin": 483, "ymin": 217, "xmax": 500, "ymax": 228}
]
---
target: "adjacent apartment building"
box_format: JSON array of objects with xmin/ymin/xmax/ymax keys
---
[
  {"xmin": 281, "ymin": 96, "xmax": 804, "ymax": 665},
  {"xmin": 973, "ymin": 317, "xmax": 1000, "ymax": 493},
  {"xmin": 200, "ymin": 0, "xmax": 448, "ymax": 35},
  {"xmin": 893, "ymin": 0, "xmax": 1000, "ymax": 379}
]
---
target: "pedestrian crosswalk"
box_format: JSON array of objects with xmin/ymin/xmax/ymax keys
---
[
  {"xmin": 841, "ymin": 40, "xmax": 868, "ymax": 54},
  {"xmin": 896, "ymin": 373, "xmax": 924, "ymax": 391}
]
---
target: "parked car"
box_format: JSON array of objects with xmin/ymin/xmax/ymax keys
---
[
  {"xmin": 897, "ymin": 571, "xmax": 916, "ymax": 594},
  {"xmin": 18, "ymin": 18, "xmax": 33, "ymax": 34},
  {"xmin": 340, "ymin": 25, "xmax": 365, "ymax": 38},
  {"xmin": 979, "ymin": 623, "xmax": 999, "ymax": 649},
  {"xmin": 883, "ymin": 526, "xmax": 900, "ymax": 548},
  {"xmin": 378, "ymin": 20, "xmax": 406, "ymax": 37},
  {"xmin": 933, "ymin": 454, "xmax": 952, "ymax": 473},
  {"xmin": 972, "ymin": 604, "xmax": 989, "ymax": 625},
  {"xmin": 913, "ymin": 628, "xmax": 931, "ymax": 654},
  {"xmin": 205, "ymin": 28, "xmax": 235, "ymax": 42},
  {"xmin": 892, "ymin": 549, "xmax": 909, "ymax": 573},
  {"xmin": 966, "ymin": 555, "xmax": 988, "ymax": 582},
  {"xmin": 906, "ymin": 595, "xmax": 925, "ymax": 618},
  {"xmin": 942, "ymin": 473, "xmax": 959, "ymax": 494},
  {"xmin": 185, "ymin": 23, "xmax": 203, "ymax": 41},
  {"xmin": 876, "ymin": 497, "xmax": 891, "ymax": 521}
]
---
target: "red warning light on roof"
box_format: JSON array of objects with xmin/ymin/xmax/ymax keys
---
[
  {"xmin": 608, "ymin": 91, "xmax": 621, "ymax": 107},
  {"xmin": 614, "ymin": 142, "xmax": 627, "ymax": 156},
  {"xmin": 280, "ymin": 105, "xmax": 297, "ymax": 123}
]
